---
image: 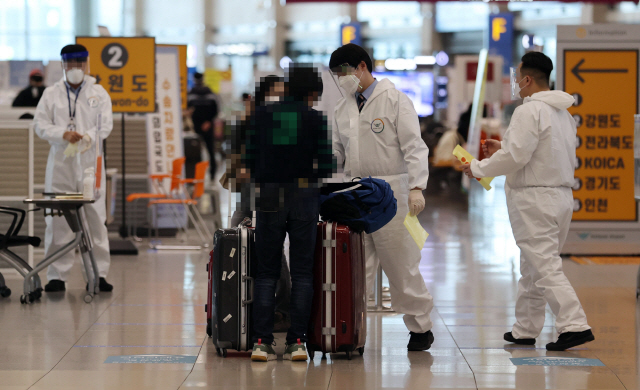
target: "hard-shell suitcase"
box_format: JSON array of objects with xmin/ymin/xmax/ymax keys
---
[
  {"xmin": 207, "ymin": 219, "xmax": 255, "ymax": 357},
  {"xmin": 307, "ymin": 221, "xmax": 366, "ymax": 360}
]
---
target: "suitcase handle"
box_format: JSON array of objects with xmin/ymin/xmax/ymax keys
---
[{"xmin": 242, "ymin": 275, "xmax": 254, "ymax": 305}]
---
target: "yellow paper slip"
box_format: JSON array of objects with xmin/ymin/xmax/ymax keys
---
[
  {"xmin": 403, "ymin": 213, "xmax": 429, "ymax": 250},
  {"xmin": 452, "ymin": 145, "xmax": 494, "ymax": 191}
]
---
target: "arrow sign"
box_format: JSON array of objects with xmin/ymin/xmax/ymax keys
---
[{"xmin": 572, "ymin": 59, "xmax": 628, "ymax": 83}]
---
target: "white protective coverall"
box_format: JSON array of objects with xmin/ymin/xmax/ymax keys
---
[
  {"xmin": 34, "ymin": 75, "xmax": 113, "ymax": 282},
  {"xmin": 470, "ymin": 91, "xmax": 591, "ymax": 339},
  {"xmin": 333, "ymin": 78, "xmax": 434, "ymax": 333}
]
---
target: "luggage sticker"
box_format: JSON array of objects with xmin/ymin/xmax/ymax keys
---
[
  {"xmin": 223, "ymin": 314, "xmax": 232, "ymax": 323},
  {"xmin": 229, "ymin": 248, "xmax": 236, "ymax": 257},
  {"xmin": 227, "ymin": 270, "xmax": 236, "ymax": 280},
  {"xmin": 221, "ymin": 271, "xmax": 227, "ymax": 281}
]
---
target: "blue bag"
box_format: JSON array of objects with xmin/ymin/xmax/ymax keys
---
[{"xmin": 319, "ymin": 177, "xmax": 397, "ymax": 234}]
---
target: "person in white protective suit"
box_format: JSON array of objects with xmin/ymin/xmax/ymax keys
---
[
  {"xmin": 461, "ymin": 52, "xmax": 594, "ymax": 351},
  {"xmin": 329, "ymin": 44, "xmax": 435, "ymax": 351},
  {"xmin": 34, "ymin": 44, "xmax": 114, "ymax": 293}
]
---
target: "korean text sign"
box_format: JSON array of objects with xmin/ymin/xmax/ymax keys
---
[{"xmin": 76, "ymin": 37, "xmax": 156, "ymax": 113}]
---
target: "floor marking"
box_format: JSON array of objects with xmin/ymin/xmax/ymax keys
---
[{"xmin": 105, "ymin": 354, "xmax": 198, "ymax": 364}]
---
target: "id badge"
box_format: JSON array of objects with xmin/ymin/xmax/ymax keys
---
[{"xmin": 67, "ymin": 118, "xmax": 76, "ymax": 132}]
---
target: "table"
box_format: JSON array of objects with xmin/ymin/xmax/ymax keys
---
[{"xmin": 22, "ymin": 198, "xmax": 99, "ymax": 304}]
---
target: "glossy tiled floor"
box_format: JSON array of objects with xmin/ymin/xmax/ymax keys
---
[{"xmin": 1, "ymin": 177, "xmax": 638, "ymax": 389}]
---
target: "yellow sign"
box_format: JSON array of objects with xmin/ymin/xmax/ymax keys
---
[
  {"xmin": 159, "ymin": 44, "xmax": 187, "ymax": 110},
  {"xmin": 204, "ymin": 69, "xmax": 232, "ymax": 94},
  {"xmin": 492, "ymin": 17, "xmax": 507, "ymax": 42},
  {"xmin": 76, "ymin": 37, "xmax": 156, "ymax": 113},
  {"xmin": 452, "ymin": 145, "xmax": 494, "ymax": 191},
  {"xmin": 565, "ymin": 50, "xmax": 638, "ymax": 221},
  {"xmin": 342, "ymin": 26, "xmax": 356, "ymax": 45}
]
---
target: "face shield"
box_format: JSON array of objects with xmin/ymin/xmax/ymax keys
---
[
  {"xmin": 329, "ymin": 63, "xmax": 362, "ymax": 95},
  {"xmin": 62, "ymin": 51, "xmax": 90, "ymax": 85},
  {"xmin": 509, "ymin": 67, "xmax": 530, "ymax": 101}
]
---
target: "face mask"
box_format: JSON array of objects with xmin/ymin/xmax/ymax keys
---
[
  {"xmin": 338, "ymin": 68, "xmax": 363, "ymax": 95},
  {"xmin": 264, "ymin": 96, "xmax": 280, "ymax": 103},
  {"xmin": 66, "ymin": 68, "xmax": 85, "ymax": 84},
  {"xmin": 510, "ymin": 67, "xmax": 528, "ymax": 100}
]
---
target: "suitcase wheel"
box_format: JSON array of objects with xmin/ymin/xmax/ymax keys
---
[
  {"xmin": 346, "ymin": 350, "xmax": 352, "ymax": 360},
  {"xmin": 222, "ymin": 349, "xmax": 228, "ymax": 358},
  {"xmin": 309, "ymin": 350, "xmax": 315, "ymax": 359},
  {"xmin": 216, "ymin": 347, "xmax": 221, "ymax": 356},
  {"xmin": 358, "ymin": 347, "xmax": 365, "ymax": 356}
]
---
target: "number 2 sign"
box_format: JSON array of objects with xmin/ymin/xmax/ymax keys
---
[{"xmin": 76, "ymin": 37, "xmax": 156, "ymax": 113}]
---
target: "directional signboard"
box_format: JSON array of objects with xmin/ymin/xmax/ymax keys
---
[
  {"xmin": 159, "ymin": 44, "xmax": 187, "ymax": 110},
  {"xmin": 76, "ymin": 37, "xmax": 156, "ymax": 113},
  {"xmin": 565, "ymin": 50, "xmax": 638, "ymax": 221},
  {"xmin": 558, "ymin": 24, "xmax": 640, "ymax": 255}
]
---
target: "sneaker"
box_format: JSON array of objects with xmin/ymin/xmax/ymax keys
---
[
  {"xmin": 546, "ymin": 329, "xmax": 595, "ymax": 351},
  {"xmin": 283, "ymin": 339, "xmax": 308, "ymax": 361},
  {"xmin": 504, "ymin": 331, "xmax": 536, "ymax": 346},
  {"xmin": 86, "ymin": 278, "xmax": 113, "ymax": 292},
  {"xmin": 44, "ymin": 280, "xmax": 65, "ymax": 292},
  {"xmin": 251, "ymin": 339, "xmax": 277, "ymax": 362},
  {"xmin": 407, "ymin": 331, "xmax": 434, "ymax": 351}
]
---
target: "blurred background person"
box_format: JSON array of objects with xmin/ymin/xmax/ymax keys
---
[
  {"xmin": 188, "ymin": 72, "xmax": 219, "ymax": 181},
  {"xmin": 12, "ymin": 69, "xmax": 45, "ymax": 107}
]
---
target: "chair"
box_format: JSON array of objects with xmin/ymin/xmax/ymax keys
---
[
  {"xmin": 126, "ymin": 157, "xmax": 186, "ymax": 241},
  {"xmin": 0, "ymin": 206, "xmax": 42, "ymax": 300},
  {"xmin": 148, "ymin": 161, "xmax": 213, "ymax": 249}
]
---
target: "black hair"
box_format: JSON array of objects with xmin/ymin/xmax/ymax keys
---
[
  {"xmin": 329, "ymin": 43, "xmax": 373, "ymax": 73},
  {"xmin": 521, "ymin": 52, "xmax": 553, "ymax": 86},
  {"xmin": 285, "ymin": 64, "xmax": 323, "ymax": 102},
  {"xmin": 60, "ymin": 44, "xmax": 88, "ymax": 61},
  {"xmin": 193, "ymin": 72, "xmax": 204, "ymax": 80},
  {"xmin": 254, "ymin": 75, "xmax": 281, "ymax": 105}
]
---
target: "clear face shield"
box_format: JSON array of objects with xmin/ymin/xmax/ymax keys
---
[
  {"xmin": 62, "ymin": 51, "xmax": 90, "ymax": 85},
  {"xmin": 329, "ymin": 63, "xmax": 362, "ymax": 95},
  {"xmin": 509, "ymin": 67, "xmax": 531, "ymax": 101}
]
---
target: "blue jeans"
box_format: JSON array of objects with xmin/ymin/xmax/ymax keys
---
[{"xmin": 252, "ymin": 199, "xmax": 318, "ymax": 345}]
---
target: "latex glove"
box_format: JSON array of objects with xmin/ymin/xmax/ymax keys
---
[
  {"xmin": 63, "ymin": 142, "xmax": 79, "ymax": 159},
  {"xmin": 78, "ymin": 134, "xmax": 92, "ymax": 154},
  {"xmin": 408, "ymin": 189, "xmax": 425, "ymax": 216}
]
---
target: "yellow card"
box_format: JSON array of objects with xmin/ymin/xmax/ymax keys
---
[
  {"xmin": 404, "ymin": 213, "xmax": 429, "ymax": 250},
  {"xmin": 452, "ymin": 145, "xmax": 494, "ymax": 191}
]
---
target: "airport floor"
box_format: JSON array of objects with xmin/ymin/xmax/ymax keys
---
[{"xmin": 0, "ymin": 177, "xmax": 638, "ymax": 390}]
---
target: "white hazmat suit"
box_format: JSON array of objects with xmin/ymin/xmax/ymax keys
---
[
  {"xmin": 333, "ymin": 78, "xmax": 434, "ymax": 333},
  {"xmin": 34, "ymin": 75, "xmax": 113, "ymax": 282},
  {"xmin": 470, "ymin": 91, "xmax": 591, "ymax": 339}
]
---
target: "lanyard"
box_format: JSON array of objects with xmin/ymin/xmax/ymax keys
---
[{"xmin": 66, "ymin": 84, "xmax": 82, "ymax": 121}]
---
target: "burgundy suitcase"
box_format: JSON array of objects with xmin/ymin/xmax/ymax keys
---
[{"xmin": 307, "ymin": 221, "xmax": 367, "ymax": 360}]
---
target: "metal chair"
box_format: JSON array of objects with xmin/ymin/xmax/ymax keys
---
[{"xmin": 0, "ymin": 206, "xmax": 42, "ymax": 301}]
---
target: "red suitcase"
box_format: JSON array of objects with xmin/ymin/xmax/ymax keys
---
[{"xmin": 307, "ymin": 221, "xmax": 367, "ymax": 360}]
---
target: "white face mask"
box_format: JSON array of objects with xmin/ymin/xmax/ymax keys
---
[
  {"xmin": 66, "ymin": 68, "xmax": 85, "ymax": 85},
  {"xmin": 338, "ymin": 68, "xmax": 363, "ymax": 95},
  {"xmin": 264, "ymin": 95, "xmax": 281, "ymax": 103}
]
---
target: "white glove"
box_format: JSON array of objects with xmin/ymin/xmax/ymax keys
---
[
  {"xmin": 63, "ymin": 135, "xmax": 91, "ymax": 159},
  {"xmin": 408, "ymin": 189, "xmax": 425, "ymax": 216},
  {"xmin": 63, "ymin": 142, "xmax": 78, "ymax": 159}
]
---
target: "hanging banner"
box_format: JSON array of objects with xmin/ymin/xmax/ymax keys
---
[
  {"xmin": 488, "ymin": 13, "xmax": 513, "ymax": 75},
  {"xmin": 159, "ymin": 44, "xmax": 188, "ymax": 110},
  {"xmin": 147, "ymin": 46, "xmax": 185, "ymax": 228},
  {"xmin": 76, "ymin": 36, "xmax": 156, "ymax": 113},
  {"xmin": 341, "ymin": 23, "xmax": 362, "ymax": 46}
]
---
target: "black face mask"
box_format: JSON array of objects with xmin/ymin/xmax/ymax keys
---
[{"xmin": 31, "ymin": 76, "xmax": 43, "ymax": 83}]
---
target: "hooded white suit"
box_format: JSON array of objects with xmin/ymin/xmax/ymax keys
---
[
  {"xmin": 333, "ymin": 78, "xmax": 434, "ymax": 333},
  {"xmin": 470, "ymin": 91, "xmax": 591, "ymax": 338},
  {"xmin": 34, "ymin": 75, "xmax": 113, "ymax": 282}
]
